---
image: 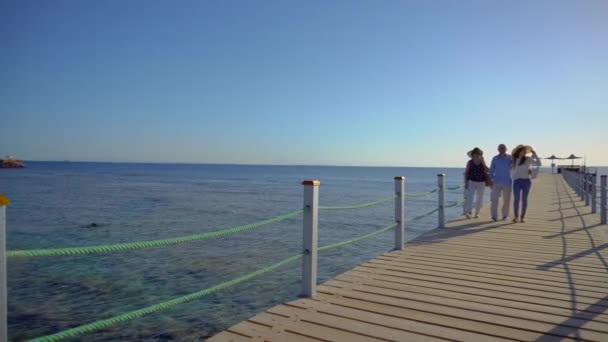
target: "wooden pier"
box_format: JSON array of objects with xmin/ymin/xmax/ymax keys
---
[{"xmin": 210, "ymin": 173, "xmax": 608, "ymax": 341}]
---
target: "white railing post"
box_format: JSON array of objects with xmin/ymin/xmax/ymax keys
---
[
  {"xmin": 0, "ymin": 195, "xmax": 8, "ymax": 342},
  {"xmin": 580, "ymin": 172, "xmax": 585, "ymax": 200},
  {"xmin": 583, "ymin": 172, "xmax": 589, "ymax": 202},
  {"xmin": 572, "ymin": 171, "xmax": 576, "ymax": 195},
  {"xmin": 437, "ymin": 174, "xmax": 446, "ymax": 228},
  {"xmin": 585, "ymin": 173, "xmax": 591, "ymax": 206},
  {"xmin": 394, "ymin": 177, "xmax": 405, "ymax": 250},
  {"xmin": 601, "ymin": 176, "xmax": 607, "ymax": 225},
  {"xmin": 582, "ymin": 173, "xmax": 586, "ymax": 202},
  {"xmin": 301, "ymin": 180, "xmax": 319, "ymax": 298},
  {"xmin": 592, "ymin": 173, "xmax": 597, "ymax": 214}
]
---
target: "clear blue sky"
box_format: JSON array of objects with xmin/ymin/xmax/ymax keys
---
[{"xmin": 1, "ymin": 0, "xmax": 607, "ymax": 166}]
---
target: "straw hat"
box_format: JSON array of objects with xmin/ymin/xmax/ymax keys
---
[
  {"xmin": 512, "ymin": 144, "xmax": 533, "ymax": 157},
  {"xmin": 467, "ymin": 147, "xmax": 483, "ymax": 158}
]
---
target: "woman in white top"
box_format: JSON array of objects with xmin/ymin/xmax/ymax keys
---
[{"xmin": 511, "ymin": 145, "xmax": 542, "ymax": 223}]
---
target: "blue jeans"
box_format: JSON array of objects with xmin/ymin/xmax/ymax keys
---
[{"xmin": 513, "ymin": 179, "xmax": 532, "ymax": 218}]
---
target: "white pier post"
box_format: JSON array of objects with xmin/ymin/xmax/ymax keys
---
[
  {"xmin": 568, "ymin": 171, "xmax": 574, "ymax": 189},
  {"xmin": 301, "ymin": 180, "xmax": 319, "ymax": 298},
  {"xmin": 584, "ymin": 173, "xmax": 588, "ymax": 203},
  {"xmin": 582, "ymin": 173, "xmax": 587, "ymax": 202},
  {"xmin": 394, "ymin": 177, "xmax": 405, "ymax": 250},
  {"xmin": 437, "ymin": 174, "xmax": 446, "ymax": 228},
  {"xmin": 601, "ymin": 176, "xmax": 607, "ymax": 225},
  {"xmin": 579, "ymin": 172, "xmax": 585, "ymax": 200},
  {"xmin": 0, "ymin": 195, "xmax": 8, "ymax": 342},
  {"xmin": 585, "ymin": 173, "xmax": 591, "ymax": 206},
  {"xmin": 592, "ymin": 174, "xmax": 598, "ymax": 214}
]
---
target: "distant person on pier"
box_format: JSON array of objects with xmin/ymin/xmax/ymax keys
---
[
  {"xmin": 490, "ymin": 144, "xmax": 513, "ymax": 221},
  {"xmin": 463, "ymin": 147, "xmax": 491, "ymax": 219},
  {"xmin": 511, "ymin": 145, "xmax": 542, "ymax": 223}
]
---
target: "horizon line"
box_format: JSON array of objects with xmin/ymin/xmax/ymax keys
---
[
  {"xmin": 16, "ymin": 160, "xmax": 605, "ymax": 168},
  {"xmin": 21, "ymin": 159, "xmax": 464, "ymax": 168}
]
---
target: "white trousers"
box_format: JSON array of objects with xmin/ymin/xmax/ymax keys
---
[
  {"xmin": 491, "ymin": 183, "xmax": 512, "ymax": 219},
  {"xmin": 464, "ymin": 180, "xmax": 485, "ymax": 215}
]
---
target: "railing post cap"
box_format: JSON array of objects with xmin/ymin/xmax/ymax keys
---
[
  {"xmin": 0, "ymin": 194, "xmax": 9, "ymax": 206},
  {"xmin": 437, "ymin": 173, "xmax": 445, "ymax": 177},
  {"xmin": 302, "ymin": 180, "xmax": 320, "ymax": 186},
  {"xmin": 394, "ymin": 176, "xmax": 405, "ymax": 180}
]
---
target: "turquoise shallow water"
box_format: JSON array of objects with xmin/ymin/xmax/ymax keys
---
[{"xmin": 3, "ymin": 162, "xmax": 469, "ymax": 341}]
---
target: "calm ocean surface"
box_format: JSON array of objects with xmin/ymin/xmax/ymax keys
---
[{"xmin": 5, "ymin": 162, "xmax": 599, "ymax": 341}]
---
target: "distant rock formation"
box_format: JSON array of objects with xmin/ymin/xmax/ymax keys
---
[{"xmin": 0, "ymin": 156, "xmax": 25, "ymax": 168}]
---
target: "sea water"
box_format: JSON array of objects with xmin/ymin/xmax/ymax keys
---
[{"xmin": 2, "ymin": 162, "xmax": 491, "ymax": 340}]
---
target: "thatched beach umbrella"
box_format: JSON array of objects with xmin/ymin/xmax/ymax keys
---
[
  {"xmin": 565, "ymin": 154, "xmax": 582, "ymax": 167},
  {"xmin": 545, "ymin": 155, "xmax": 562, "ymax": 173}
]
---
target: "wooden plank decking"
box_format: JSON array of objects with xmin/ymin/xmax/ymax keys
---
[{"xmin": 209, "ymin": 174, "xmax": 608, "ymax": 341}]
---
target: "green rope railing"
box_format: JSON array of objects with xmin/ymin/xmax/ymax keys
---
[
  {"xmin": 412, "ymin": 207, "xmax": 439, "ymax": 220},
  {"xmin": 26, "ymin": 202, "xmax": 462, "ymax": 342},
  {"xmin": 319, "ymin": 185, "xmax": 455, "ymax": 211},
  {"xmin": 27, "ymin": 253, "xmax": 303, "ymax": 342},
  {"xmin": 404, "ymin": 188, "xmax": 438, "ymax": 197},
  {"xmin": 7, "ymin": 209, "xmax": 304, "ymax": 258},
  {"xmin": 8, "ymin": 187, "xmax": 465, "ymax": 259},
  {"xmin": 27, "ymin": 219, "xmax": 399, "ymax": 341},
  {"xmin": 27, "ymin": 220, "xmax": 398, "ymax": 341},
  {"xmin": 319, "ymin": 204, "xmax": 450, "ymax": 252},
  {"xmin": 445, "ymin": 200, "xmax": 465, "ymax": 208},
  {"xmin": 318, "ymin": 223, "xmax": 398, "ymax": 252},
  {"xmin": 319, "ymin": 195, "xmax": 397, "ymax": 211},
  {"xmin": 8, "ymin": 189, "xmax": 463, "ymax": 259}
]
